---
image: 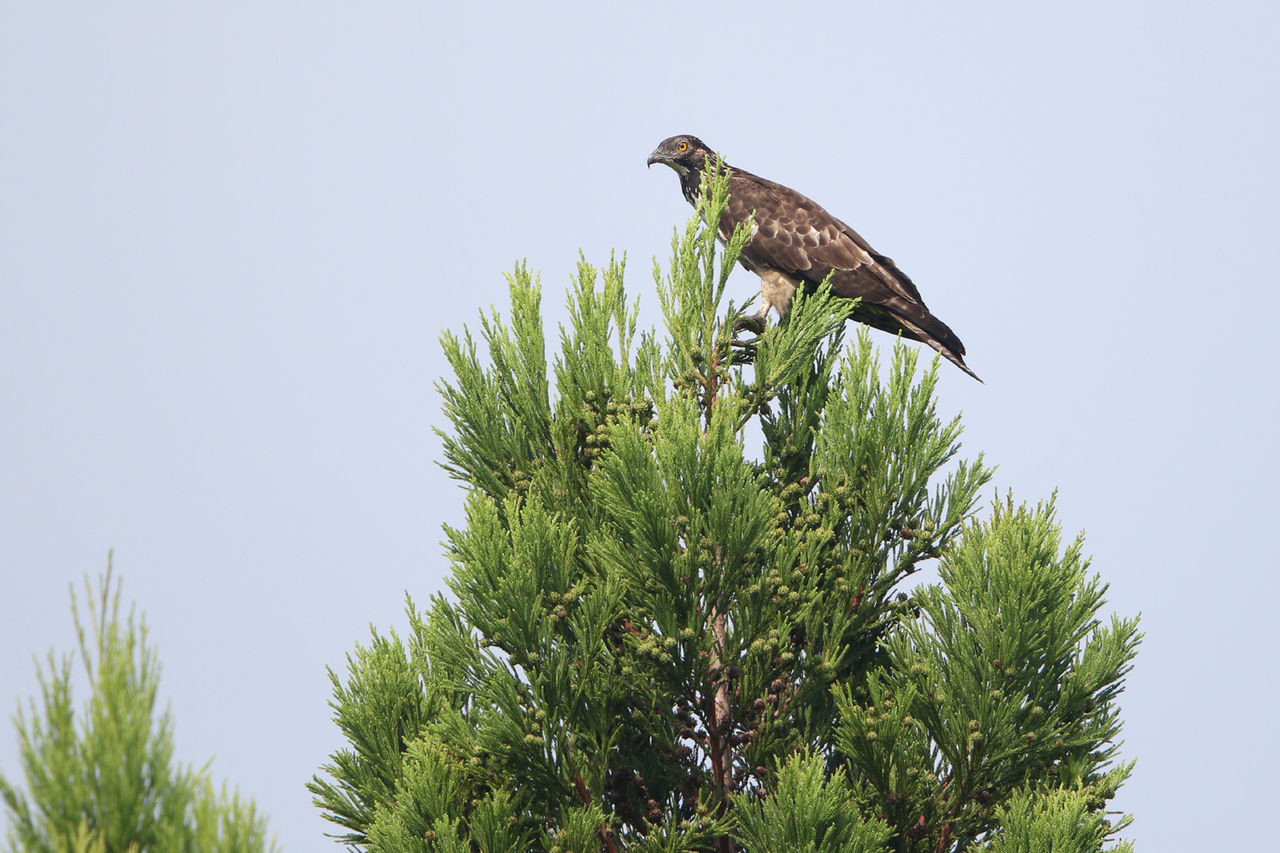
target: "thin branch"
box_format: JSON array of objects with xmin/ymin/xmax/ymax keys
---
[{"xmin": 575, "ymin": 773, "xmax": 619, "ymax": 853}]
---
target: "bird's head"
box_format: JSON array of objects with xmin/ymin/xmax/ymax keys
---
[{"xmin": 646, "ymin": 135, "xmax": 712, "ymax": 177}]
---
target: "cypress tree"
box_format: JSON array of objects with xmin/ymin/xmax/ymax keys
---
[
  {"xmin": 310, "ymin": 166, "xmax": 1140, "ymax": 852},
  {"xmin": 0, "ymin": 560, "xmax": 276, "ymax": 852}
]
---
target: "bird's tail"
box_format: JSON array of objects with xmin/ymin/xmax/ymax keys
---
[{"xmin": 894, "ymin": 313, "xmax": 983, "ymax": 383}]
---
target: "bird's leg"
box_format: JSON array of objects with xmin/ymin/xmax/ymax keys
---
[
  {"xmin": 758, "ymin": 271, "xmax": 797, "ymax": 319},
  {"xmin": 733, "ymin": 270, "xmax": 798, "ymax": 335}
]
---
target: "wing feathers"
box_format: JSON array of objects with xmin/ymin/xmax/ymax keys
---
[{"xmin": 719, "ymin": 165, "xmax": 977, "ymax": 380}]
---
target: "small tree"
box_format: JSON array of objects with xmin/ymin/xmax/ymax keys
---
[
  {"xmin": 310, "ymin": 166, "xmax": 1140, "ymax": 851},
  {"xmin": 0, "ymin": 559, "xmax": 276, "ymax": 853}
]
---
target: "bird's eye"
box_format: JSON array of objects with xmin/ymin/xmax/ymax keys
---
[{"xmin": 677, "ymin": 141, "xmax": 688, "ymax": 152}]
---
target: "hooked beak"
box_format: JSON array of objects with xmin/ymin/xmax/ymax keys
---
[{"xmin": 646, "ymin": 149, "xmax": 667, "ymax": 168}]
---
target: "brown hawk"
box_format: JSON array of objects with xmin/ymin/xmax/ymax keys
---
[{"xmin": 648, "ymin": 135, "xmax": 980, "ymax": 381}]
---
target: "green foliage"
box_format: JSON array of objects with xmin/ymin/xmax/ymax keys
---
[
  {"xmin": 311, "ymin": 163, "xmax": 1140, "ymax": 851},
  {"xmin": 730, "ymin": 752, "xmax": 892, "ymax": 852},
  {"xmin": 309, "ymin": 626, "xmax": 444, "ymax": 843},
  {"xmin": 980, "ymin": 787, "xmax": 1134, "ymax": 853},
  {"xmin": 833, "ymin": 498, "xmax": 1140, "ymax": 850},
  {"xmin": 0, "ymin": 559, "xmax": 276, "ymax": 853}
]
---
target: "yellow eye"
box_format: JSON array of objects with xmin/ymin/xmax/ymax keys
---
[{"xmin": 677, "ymin": 141, "xmax": 688, "ymax": 152}]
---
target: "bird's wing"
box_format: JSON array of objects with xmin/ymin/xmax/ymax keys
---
[
  {"xmin": 726, "ymin": 171, "xmax": 926, "ymax": 306},
  {"xmin": 699, "ymin": 162, "xmax": 977, "ymax": 379}
]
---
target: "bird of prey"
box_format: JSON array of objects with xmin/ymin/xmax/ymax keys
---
[{"xmin": 647, "ymin": 134, "xmax": 980, "ymax": 381}]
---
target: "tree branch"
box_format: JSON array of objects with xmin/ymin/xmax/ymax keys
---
[{"xmin": 575, "ymin": 773, "xmax": 619, "ymax": 853}]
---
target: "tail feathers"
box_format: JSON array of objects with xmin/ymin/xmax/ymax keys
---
[
  {"xmin": 814, "ymin": 287, "xmax": 982, "ymax": 381},
  {"xmin": 933, "ymin": 340, "xmax": 983, "ymax": 383},
  {"xmin": 894, "ymin": 313, "xmax": 983, "ymax": 383}
]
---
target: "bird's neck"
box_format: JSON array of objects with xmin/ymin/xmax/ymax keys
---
[
  {"xmin": 679, "ymin": 159, "xmax": 713, "ymax": 205},
  {"xmin": 680, "ymin": 170, "xmax": 702, "ymax": 206}
]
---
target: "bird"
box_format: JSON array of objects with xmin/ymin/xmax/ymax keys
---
[{"xmin": 647, "ymin": 135, "xmax": 980, "ymax": 381}]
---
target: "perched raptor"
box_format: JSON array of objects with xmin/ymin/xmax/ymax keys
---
[{"xmin": 647, "ymin": 134, "xmax": 980, "ymax": 381}]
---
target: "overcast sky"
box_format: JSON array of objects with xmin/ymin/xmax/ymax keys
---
[{"xmin": 3, "ymin": 2, "xmax": 1277, "ymax": 849}]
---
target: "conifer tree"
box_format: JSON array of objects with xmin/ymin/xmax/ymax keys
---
[
  {"xmin": 310, "ymin": 166, "xmax": 1140, "ymax": 852},
  {"xmin": 0, "ymin": 560, "xmax": 276, "ymax": 853}
]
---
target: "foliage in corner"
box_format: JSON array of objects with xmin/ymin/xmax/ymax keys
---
[
  {"xmin": 0, "ymin": 559, "xmax": 277, "ymax": 853},
  {"xmin": 310, "ymin": 163, "xmax": 1140, "ymax": 851}
]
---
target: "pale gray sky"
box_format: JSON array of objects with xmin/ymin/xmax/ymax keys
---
[{"xmin": 3, "ymin": 2, "xmax": 1276, "ymax": 849}]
